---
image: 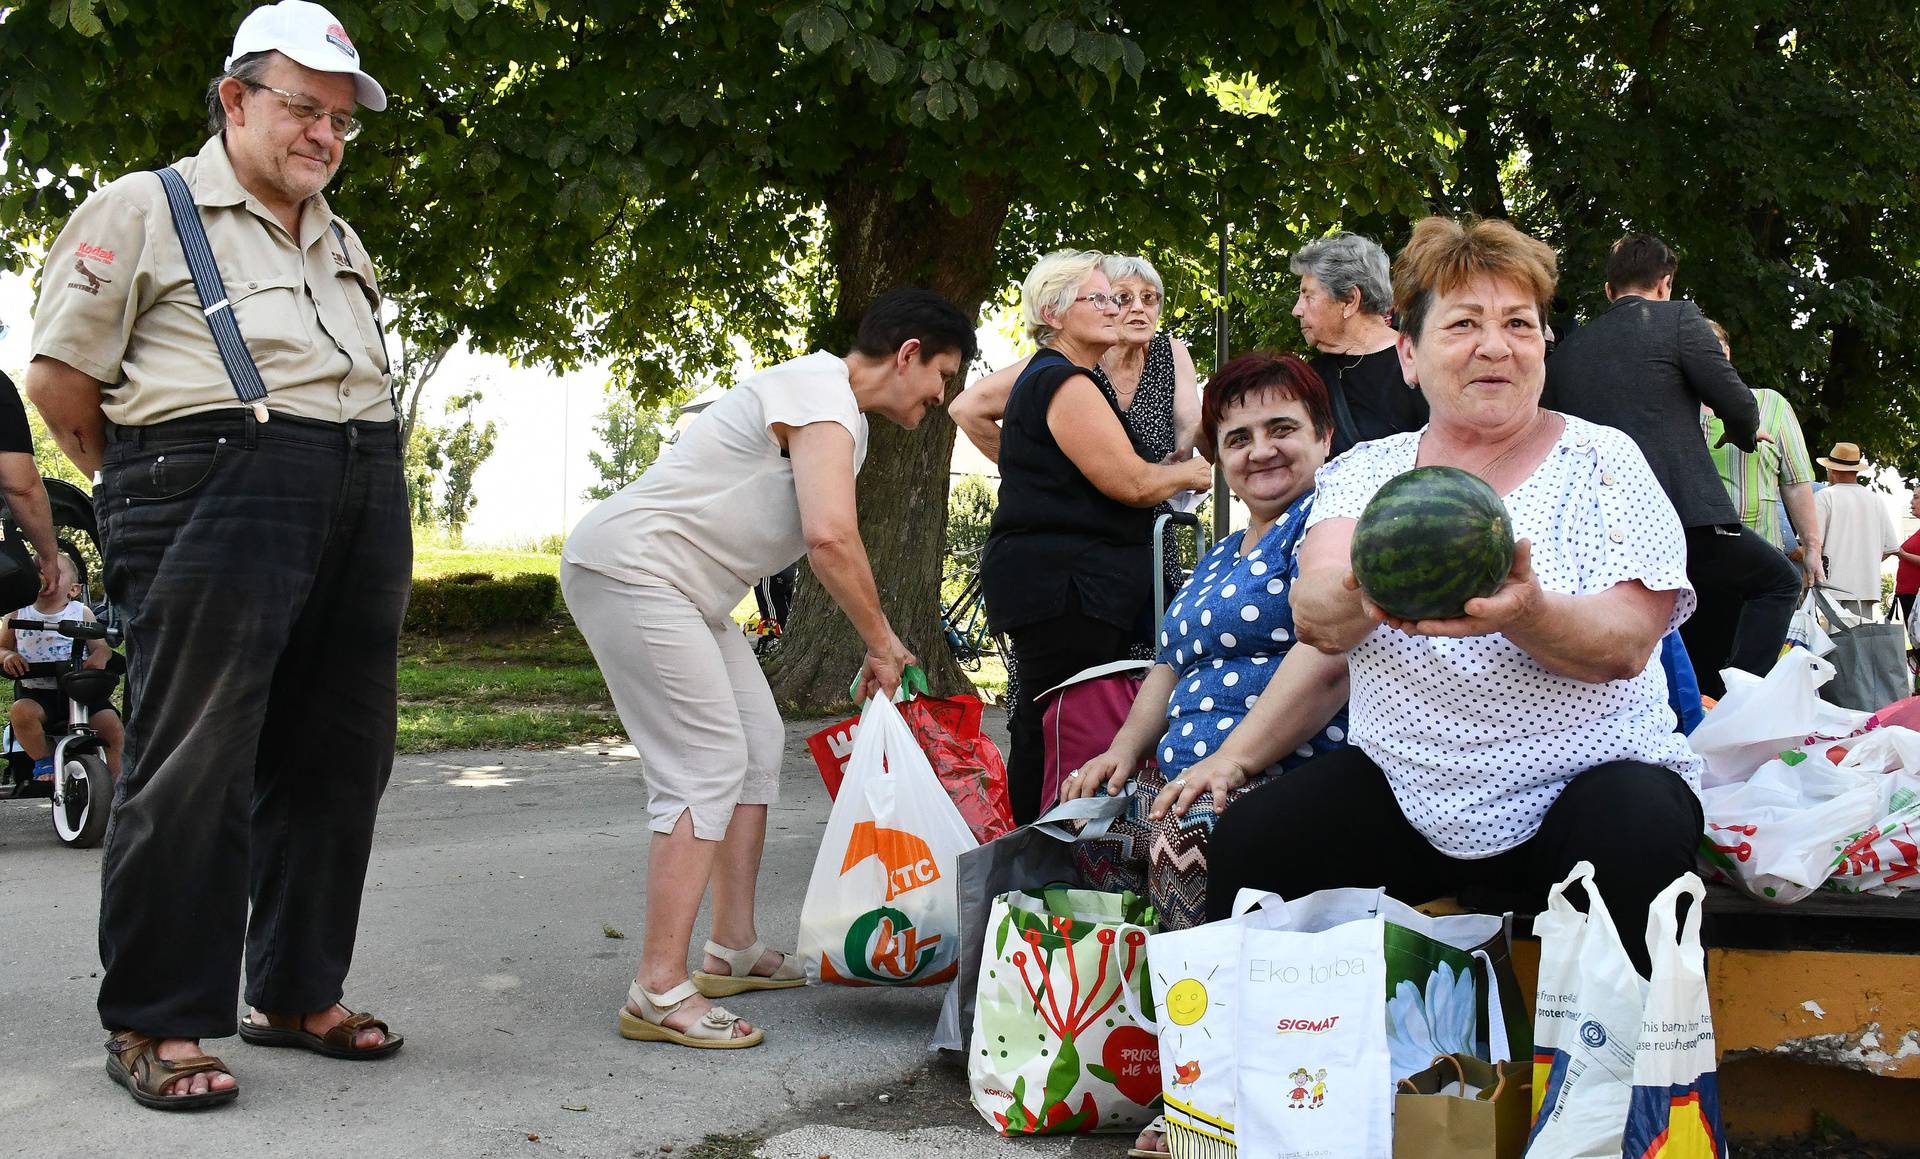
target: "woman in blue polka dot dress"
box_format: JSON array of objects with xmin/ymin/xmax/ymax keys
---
[{"xmin": 1064, "ymin": 351, "xmax": 1350, "ymax": 932}]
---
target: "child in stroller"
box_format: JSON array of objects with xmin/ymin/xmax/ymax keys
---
[{"xmin": 1, "ymin": 551, "xmax": 123, "ymax": 782}]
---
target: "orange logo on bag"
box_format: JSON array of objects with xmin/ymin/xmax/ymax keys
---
[{"xmin": 840, "ymin": 821, "xmax": 940, "ymax": 900}]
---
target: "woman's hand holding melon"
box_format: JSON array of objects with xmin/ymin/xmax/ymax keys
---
[{"xmin": 1356, "ymin": 538, "xmax": 1545, "ymax": 639}]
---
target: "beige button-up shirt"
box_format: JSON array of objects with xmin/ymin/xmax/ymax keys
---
[{"xmin": 31, "ymin": 135, "xmax": 393, "ymax": 427}]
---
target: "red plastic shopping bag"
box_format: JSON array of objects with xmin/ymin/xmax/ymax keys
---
[{"xmin": 806, "ymin": 678, "xmax": 1013, "ymax": 845}]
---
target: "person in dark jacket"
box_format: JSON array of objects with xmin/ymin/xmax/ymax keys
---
[{"xmin": 1544, "ymin": 234, "xmax": 1798, "ymax": 698}]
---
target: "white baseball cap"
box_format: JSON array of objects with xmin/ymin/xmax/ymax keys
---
[{"xmin": 227, "ymin": 1, "xmax": 387, "ymax": 112}]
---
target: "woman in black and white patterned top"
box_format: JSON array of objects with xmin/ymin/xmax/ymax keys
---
[{"xmin": 1206, "ymin": 217, "xmax": 1704, "ymax": 976}]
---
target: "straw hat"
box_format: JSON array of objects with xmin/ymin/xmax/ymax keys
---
[{"xmin": 1817, "ymin": 442, "xmax": 1865, "ymax": 472}]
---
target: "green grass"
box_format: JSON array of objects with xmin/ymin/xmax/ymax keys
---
[
  {"xmin": 412, "ymin": 543, "xmax": 560, "ymax": 581},
  {"xmin": 396, "ymin": 704, "xmax": 620, "ymax": 752},
  {"xmin": 396, "ymin": 600, "xmax": 623, "ymax": 753},
  {"xmin": 967, "ymin": 654, "xmax": 1008, "ymax": 704}
]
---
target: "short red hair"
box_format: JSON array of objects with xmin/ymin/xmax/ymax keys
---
[{"xmin": 1198, "ymin": 351, "xmax": 1332, "ymax": 462}]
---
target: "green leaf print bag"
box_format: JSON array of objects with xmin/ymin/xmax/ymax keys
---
[{"xmin": 967, "ymin": 886, "xmax": 1162, "ymax": 1135}]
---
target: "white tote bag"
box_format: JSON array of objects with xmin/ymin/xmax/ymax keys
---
[
  {"xmin": 796, "ymin": 694, "xmax": 978, "ymax": 986},
  {"xmin": 1524, "ymin": 863, "xmax": 1647, "ymax": 1159},
  {"xmin": 1235, "ymin": 916, "xmax": 1392, "ymax": 1159},
  {"xmin": 1785, "ymin": 592, "xmax": 1837, "ymax": 658},
  {"xmin": 1146, "ymin": 893, "xmax": 1282, "ymax": 1155},
  {"xmin": 1621, "ymin": 874, "xmax": 1728, "ymax": 1158}
]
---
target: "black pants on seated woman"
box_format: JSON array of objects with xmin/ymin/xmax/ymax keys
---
[{"xmin": 1204, "ymin": 746, "xmax": 1702, "ymax": 976}]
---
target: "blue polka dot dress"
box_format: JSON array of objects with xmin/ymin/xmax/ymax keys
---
[
  {"xmin": 1074, "ymin": 487, "xmax": 1350, "ymax": 928},
  {"xmin": 1154, "ymin": 490, "xmax": 1348, "ymax": 779}
]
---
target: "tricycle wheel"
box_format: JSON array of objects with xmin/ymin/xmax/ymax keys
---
[{"xmin": 52, "ymin": 753, "xmax": 111, "ymax": 848}]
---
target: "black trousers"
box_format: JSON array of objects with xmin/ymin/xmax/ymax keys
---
[
  {"xmin": 1679, "ymin": 523, "xmax": 1799, "ymax": 699},
  {"xmin": 1205, "ymin": 746, "xmax": 1702, "ymax": 975},
  {"xmin": 1001, "ymin": 591, "xmax": 1138, "ymax": 827},
  {"xmin": 95, "ymin": 413, "xmax": 411, "ymax": 1038}
]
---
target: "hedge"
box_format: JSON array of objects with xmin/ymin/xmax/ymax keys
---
[{"xmin": 405, "ymin": 571, "xmax": 558, "ymax": 633}]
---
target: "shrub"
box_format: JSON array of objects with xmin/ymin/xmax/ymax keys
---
[
  {"xmin": 944, "ymin": 475, "xmax": 998, "ymax": 606},
  {"xmin": 406, "ymin": 571, "xmax": 558, "ymax": 633}
]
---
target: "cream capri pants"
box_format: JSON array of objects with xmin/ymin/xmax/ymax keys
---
[{"xmin": 561, "ymin": 561, "xmax": 784, "ymax": 840}]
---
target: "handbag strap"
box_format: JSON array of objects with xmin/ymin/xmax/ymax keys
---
[
  {"xmin": 152, "ymin": 166, "xmax": 354, "ymax": 419},
  {"xmin": 1472, "ymin": 948, "xmax": 1513, "ymax": 1064},
  {"xmin": 1029, "ymin": 792, "xmax": 1128, "ymax": 841},
  {"xmin": 1809, "ymin": 586, "xmax": 1858, "ymax": 635}
]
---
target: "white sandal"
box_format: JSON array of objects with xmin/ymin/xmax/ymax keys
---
[
  {"xmin": 692, "ymin": 939, "xmax": 806, "ymax": 998},
  {"xmin": 616, "ymin": 980, "xmax": 764, "ymax": 1049}
]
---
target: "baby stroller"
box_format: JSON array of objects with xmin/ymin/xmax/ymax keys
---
[
  {"xmin": 1, "ymin": 478, "xmax": 126, "ymax": 847},
  {"xmin": 1033, "ymin": 511, "xmax": 1200, "ymax": 814}
]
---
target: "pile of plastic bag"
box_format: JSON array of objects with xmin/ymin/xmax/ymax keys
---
[{"xmin": 1692, "ymin": 650, "xmax": 1919, "ymax": 903}]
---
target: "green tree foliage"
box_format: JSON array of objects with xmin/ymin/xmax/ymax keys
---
[
  {"xmin": 946, "ymin": 474, "xmax": 997, "ymax": 565},
  {"xmin": 0, "ymin": 0, "xmax": 1421, "ymax": 707},
  {"xmin": 434, "ymin": 389, "xmax": 495, "ymax": 541},
  {"xmin": 582, "ymin": 386, "xmax": 670, "ymax": 502},
  {"xmin": 407, "ymin": 388, "xmax": 497, "ymax": 541},
  {"xmin": 27, "ymin": 5, "xmax": 1916, "ymax": 700},
  {"xmin": 1399, "ymin": 0, "xmax": 1920, "ymax": 475}
]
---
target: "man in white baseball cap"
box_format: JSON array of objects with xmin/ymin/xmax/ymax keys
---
[
  {"xmin": 229, "ymin": 0, "xmax": 387, "ymax": 111},
  {"xmin": 25, "ymin": 0, "xmax": 406, "ymax": 1112}
]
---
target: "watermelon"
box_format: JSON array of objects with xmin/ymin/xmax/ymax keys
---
[{"xmin": 1350, "ymin": 465, "xmax": 1515, "ymax": 621}]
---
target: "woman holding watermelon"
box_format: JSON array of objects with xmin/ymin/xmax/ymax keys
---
[{"xmin": 1208, "ymin": 216, "xmax": 1705, "ymax": 976}]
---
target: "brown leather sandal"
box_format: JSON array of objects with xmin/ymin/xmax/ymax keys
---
[
  {"xmin": 238, "ymin": 1007, "xmax": 404, "ymax": 1059},
  {"xmin": 104, "ymin": 1032, "xmax": 239, "ymax": 1111}
]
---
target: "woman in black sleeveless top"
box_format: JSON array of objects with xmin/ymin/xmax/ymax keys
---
[{"xmin": 979, "ymin": 251, "xmax": 1214, "ymax": 824}]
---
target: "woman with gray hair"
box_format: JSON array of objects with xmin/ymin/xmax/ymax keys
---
[
  {"xmin": 979, "ymin": 250, "xmax": 1214, "ymax": 823},
  {"xmin": 1291, "ymin": 231, "xmax": 1428, "ymax": 456}
]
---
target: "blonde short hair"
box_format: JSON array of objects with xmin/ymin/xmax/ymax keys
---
[
  {"xmin": 1393, "ymin": 216, "xmax": 1558, "ymax": 342},
  {"xmin": 1021, "ymin": 249, "xmax": 1105, "ymax": 345}
]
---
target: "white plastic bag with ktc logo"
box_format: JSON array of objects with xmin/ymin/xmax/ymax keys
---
[
  {"xmin": 1525, "ymin": 862, "xmax": 1648, "ymax": 1158},
  {"xmin": 797, "ymin": 694, "xmax": 978, "ymax": 986}
]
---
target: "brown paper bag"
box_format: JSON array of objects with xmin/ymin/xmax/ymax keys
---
[{"xmin": 1392, "ymin": 1054, "xmax": 1530, "ymax": 1159}]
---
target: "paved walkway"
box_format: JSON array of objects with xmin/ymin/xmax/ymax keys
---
[{"xmin": 0, "ymin": 711, "xmax": 1130, "ymax": 1157}]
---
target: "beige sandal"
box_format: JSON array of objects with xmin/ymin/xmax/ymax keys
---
[
  {"xmin": 1126, "ymin": 1114, "xmax": 1171, "ymax": 1158},
  {"xmin": 617, "ymin": 980, "xmax": 764, "ymax": 1049},
  {"xmin": 692, "ymin": 939, "xmax": 806, "ymax": 998}
]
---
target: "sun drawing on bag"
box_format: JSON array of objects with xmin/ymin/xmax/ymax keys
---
[{"xmin": 1155, "ymin": 962, "xmax": 1223, "ymax": 1036}]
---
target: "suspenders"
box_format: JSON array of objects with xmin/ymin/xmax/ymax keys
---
[{"xmin": 151, "ymin": 166, "xmax": 378, "ymax": 423}]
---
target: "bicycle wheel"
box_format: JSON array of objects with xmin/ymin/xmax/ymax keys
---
[{"xmin": 52, "ymin": 752, "xmax": 111, "ymax": 848}]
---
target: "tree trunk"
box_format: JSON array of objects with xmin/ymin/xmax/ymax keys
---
[
  {"xmin": 764, "ymin": 169, "xmax": 1011, "ymax": 712},
  {"xmin": 1813, "ymin": 203, "xmax": 1877, "ymax": 456}
]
